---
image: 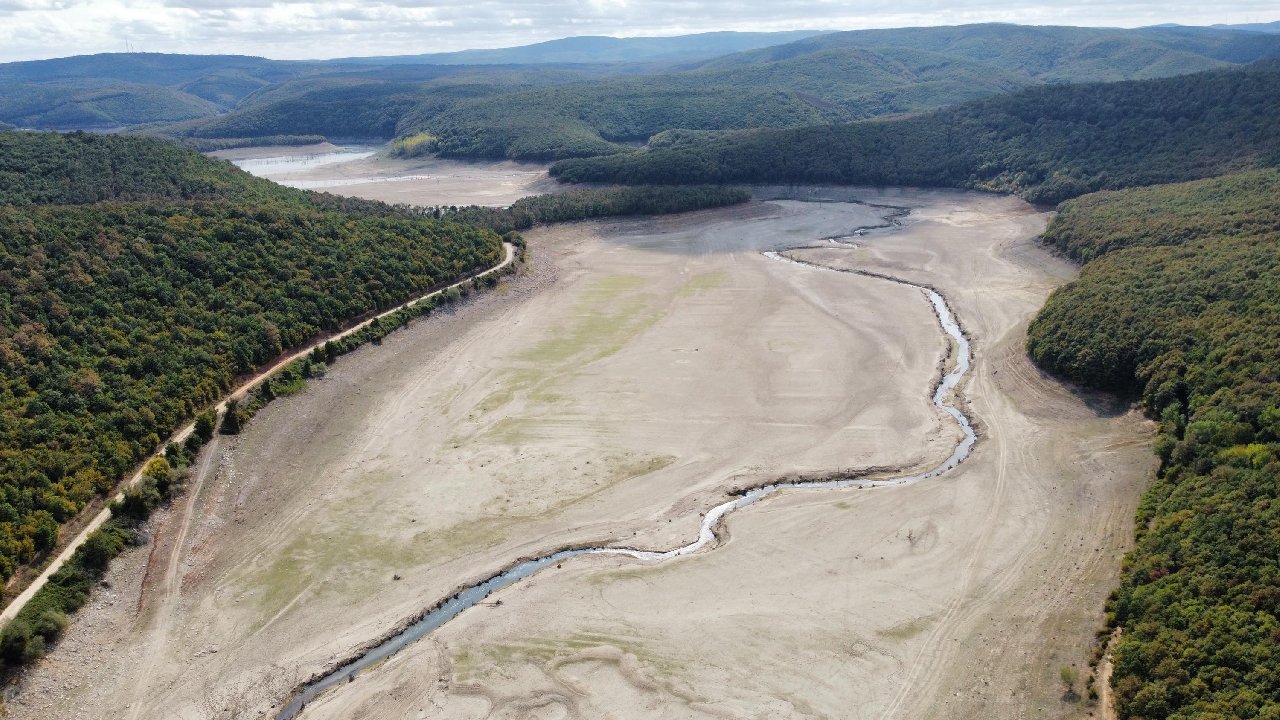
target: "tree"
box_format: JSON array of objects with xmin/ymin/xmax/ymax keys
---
[
  {"xmin": 220, "ymin": 399, "xmax": 242, "ymax": 435},
  {"xmin": 194, "ymin": 410, "xmax": 217, "ymax": 442}
]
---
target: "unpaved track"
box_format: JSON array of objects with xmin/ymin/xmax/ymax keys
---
[
  {"xmin": 128, "ymin": 435, "xmax": 221, "ymax": 719},
  {"xmin": 0, "ymin": 243, "xmax": 515, "ymax": 627},
  {"xmin": 4, "ymin": 191, "xmax": 1151, "ymax": 720}
]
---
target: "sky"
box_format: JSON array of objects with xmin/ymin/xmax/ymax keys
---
[{"xmin": 0, "ymin": 0, "xmax": 1276, "ymax": 63}]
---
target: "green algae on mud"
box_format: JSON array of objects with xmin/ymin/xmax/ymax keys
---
[{"xmin": 469, "ymin": 274, "xmax": 664, "ymax": 420}]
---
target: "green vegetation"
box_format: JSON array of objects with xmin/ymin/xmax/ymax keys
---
[
  {"xmin": 0, "ymin": 81, "xmax": 222, "ymax": 129},
  {"xmin": 1025, "ymin": 170, "xmax": 1280, "ymax": 718},
  {"xmin": 1039, "ymin": 169, "xmax": 1280, "ymax": 261},
  {"xmin": 550, "ymin": 62, "xmax": 1280, "ymax": 204},
  {"xmin": 434, "ymin": 185, "xmax": 751, "ymax": 233},
  {"xmin": 171, "ymin": 135, "xmax": 327, "ymax": 152},
  {"xmin": 148, "ymin": 25, "xmax": 1280, "ymax": 162},
  {"xmin": 0, "ymin": 131, "xmax": 503, "ymax": 593},
  {"xmin": 413, "ymin": 82, "xmax": 839, "ymax": 161},
  {"xmin": 1, "ymin": 442, "xmax": 201, "ymax": 668},
  {"xmin": 0, "ymin": 131, "xmax": 300, "ymax": 205}
]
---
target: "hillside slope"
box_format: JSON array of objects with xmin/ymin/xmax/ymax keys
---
[
  {"xmin": 336, "ymin": 31, "xmax": 825, "ymax": 65},
  {"xmin": 1026, "ymin": 170, "xmax": 1280, "ymax": 719},
  {"xmin": 0, "ymin": 131, "xmax": 503, "ymax": 593},
  {"xmin": 551, "ymin": 62, "xmax": 1280, "ymax": 203}
]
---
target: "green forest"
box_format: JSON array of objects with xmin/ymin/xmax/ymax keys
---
[
  {"xmin": 0, "ymin": 131, "xmax": 300, "ymax": 205},
  {"xmin": 550, "ymin": 62, "xmax": 1280, "ymax": 204},
  {"xmin": 1026, "ymin": 170, "xmax": 1280, "ymax": 718},
  {"xmin": 0, "ymin": 133, "xmax": 505, "ymax": 588},
  {"xmin": 432, "ymin": 184, "xmax": 750, "ymax": 233}
]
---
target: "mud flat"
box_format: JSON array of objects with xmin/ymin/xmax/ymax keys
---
[
  {"xmin": 5, "ymin": 190, "xmax": 1152, "ymax": 720},
  {"xmin": 212, "ymin": 143, "xmax": 563, "ymax": 207}
]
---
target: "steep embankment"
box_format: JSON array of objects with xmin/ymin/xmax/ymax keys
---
[{"xmin": 1027, "ymin": 171, "xmax": 1280, "ymax": 719}]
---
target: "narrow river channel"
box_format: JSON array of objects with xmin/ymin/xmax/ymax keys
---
[{"xmin": 276, "ymin": 217, "xmax": 977, "ymax": 719}]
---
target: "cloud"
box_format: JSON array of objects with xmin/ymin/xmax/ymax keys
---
[{"xmin": 0, "ymin": 0, "xmax": 1276, "ymax": 62}]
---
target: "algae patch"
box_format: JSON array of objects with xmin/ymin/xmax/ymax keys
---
[{"xmin": 469, "ymin": 273, "xmax": 663, "ymax": 426}]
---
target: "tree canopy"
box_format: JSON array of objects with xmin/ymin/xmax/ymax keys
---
[{"xmin": 1026, "ymin": 170, "xmax": 1280, "ymax": 719}]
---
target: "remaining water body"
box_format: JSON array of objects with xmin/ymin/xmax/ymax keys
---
[
  {"xmin": 275, "ymin": 175, "xmax": 436, "ymax": 190},
  {"xmin": 230, "ymin": 147, "xmax": 377, "ymax": 177}
]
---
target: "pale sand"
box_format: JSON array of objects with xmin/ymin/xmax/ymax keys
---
[{"xmin": 211, "ymin": 144, "xmax": 563, "ymax": 207}]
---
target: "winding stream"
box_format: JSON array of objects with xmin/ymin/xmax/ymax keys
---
[{"xmin": 276, "ymin": 216, "xmax": 976, "ymax": 719}]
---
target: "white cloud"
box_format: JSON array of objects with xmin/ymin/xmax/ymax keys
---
[{"xmin": 0, "ymin": 0, "xmax": 1275, "ymax": 62}]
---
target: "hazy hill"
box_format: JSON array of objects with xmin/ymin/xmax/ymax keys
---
[
  {"xmin": 1211, "ymin": 20, "xmax": 1280, "ymax": 33},
  {"xmin": 693, "ymin": 23, "xmax": 1280, "ymax": 79},
  {"xmin": 0, "ymin": 54, "xmax": 320, "ymax": 129},
  {"xmin": 336, "ymin": 31, "xmax": 826, "ymax": 65},
  {"xmin": 9, "ymin": 24, "xmax": 1280, "ymax": 154}
]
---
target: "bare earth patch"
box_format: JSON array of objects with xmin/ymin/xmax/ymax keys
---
[{"xmin": 4, "ymin": 189, "xmax": 1151, "ymax": 720}]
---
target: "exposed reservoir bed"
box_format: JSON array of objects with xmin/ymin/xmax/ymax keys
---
[{"xmin": 6, "ymin": 189, "xmax": 1152, "ymax": 720}]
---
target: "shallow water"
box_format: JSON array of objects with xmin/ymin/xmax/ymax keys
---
[
  {"xmin": 230, "ymin": 147, "xmax": 377, "ymax": 177},
  {"xmin": 276, "ymin": 175, "xmax": 436, "ymax": 190},
  {"xmin": 274, "ymin": 212, "xmax": 976, "ymax": 720}
]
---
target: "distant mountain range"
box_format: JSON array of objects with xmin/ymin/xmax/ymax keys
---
[
  {"xmin": 1212, "ymin": 20, "xmax": 1280, "ymax": 33},
  {"xmin": 3, "ymin": 23, "xmax": 1280, "ymax": 156},
  {"xmin": 334, "ymin": 31, "xmax": 827, "ymax": 66}
]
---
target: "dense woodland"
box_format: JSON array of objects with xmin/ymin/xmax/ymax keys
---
[
  {"xmin": 434, "ymin": 185, "xmax": 750, "ymax": 232},
  {"xmin": 0, "ymin": 131, "xmax": 298, "ymax": 205},
  {"xmin": 1026, "ymin": 171, "xmax": 1280, "ymax": 718},
  {"xmin": 0, "ymin": 133, "xmax": 505, "ymax": 587},
  {"xmin": 551, "ymin": 62, "xmax": 1280, "ymax": 203}
]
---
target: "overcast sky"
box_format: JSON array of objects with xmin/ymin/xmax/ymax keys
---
[{"xmin": 0, "ymin": 1, "xmax": 1276, "ymax": 63}]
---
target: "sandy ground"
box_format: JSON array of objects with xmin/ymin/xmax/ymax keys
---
[
  {"xmin": 210, "ymin": 143, "xmax": 563, "ymax": 207},
  {"xmin": 4, "ymin": 190, "xmax": 1152, "ymax": 720}
]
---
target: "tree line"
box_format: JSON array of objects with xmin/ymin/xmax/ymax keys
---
[{"xmin": 1026, "ymin": 169, "xmax": 1280, "ymax": 718}]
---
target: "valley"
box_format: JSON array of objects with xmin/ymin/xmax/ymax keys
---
[
  {"xmin": 2, "ymin": 15, "xmax": 1277, "ymax": 720},
  {"xmin": 4, "ymin": 171, "xmax": 1151, "ymax": 719}
]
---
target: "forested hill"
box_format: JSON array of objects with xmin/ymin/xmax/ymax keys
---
[
  {"xmin": 165, "ymin": 24, "xmax": 1280, "ymax": 162},
  {"xmin": 1025, "ymin": 171, "xmax": 1280, "ymax": 718},
  {"xmin": 0, "ymin": 131, "xmax": 504, "ymax": 592},
  {"xmin": 550, "ymin": 62, "xmax": 1280, "ymax": 204},
  {"xmin": 1040, "ymin": 169, "xmax": 1280, "ymax": 261},
  {"xmin": 0, "ymin": 130, "xmax": 410, "ymax": 219},
  {"xmin": 335, "ymin": 31, "xmax": 825, "ymax": 66},
  {"xmin": 0, "ymin": 131, "xmax": 294, "ymax": 205}
]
